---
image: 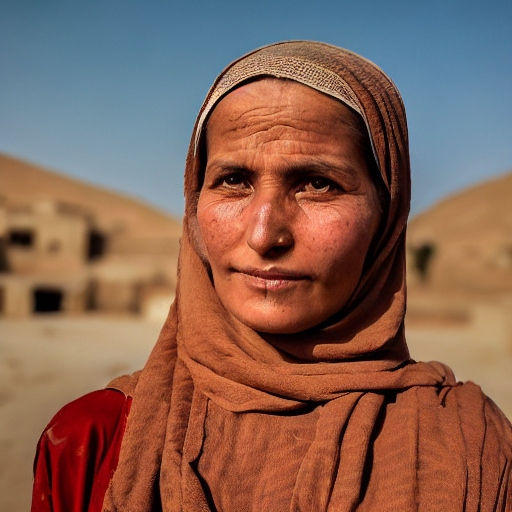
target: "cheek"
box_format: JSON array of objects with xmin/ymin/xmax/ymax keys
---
[
  {"xmin": 196, "ymin": 196, "xmax": 243, "ymax": 263},
  {"xmin": 302, "ymin": 203, "xmax": 378, "ymax": 276}
]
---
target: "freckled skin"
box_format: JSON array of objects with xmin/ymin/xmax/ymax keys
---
[{"xmin": 196, "ymin": 79, "xmax": 381, "ymax": 334}]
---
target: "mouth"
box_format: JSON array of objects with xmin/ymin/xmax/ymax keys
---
[{"xmin": 233, "ymin": 266, "xmax": 310, "ymax": 291}]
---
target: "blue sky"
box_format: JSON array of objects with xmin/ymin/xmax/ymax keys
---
[{"xmin": 1, "ymin": 0, "xmax": 511, "ymax": 217}]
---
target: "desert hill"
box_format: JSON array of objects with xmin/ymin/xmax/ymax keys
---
[
  {"xmin": 0, "ymin": 152, "xmax": 182, "ymax": 239},
  {"xmin": 407, "ymin": 171, "xmax": 512, "ymax": 296}
]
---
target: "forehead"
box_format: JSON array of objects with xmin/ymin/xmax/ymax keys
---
[{"xmin": 205, "ymin": 78, "xmax": 364, "ymax": 144}]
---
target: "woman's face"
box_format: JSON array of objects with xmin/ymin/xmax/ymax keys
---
[{"xmin": 196, "ymin": 79, "xmax": 382, "ymax": 334}]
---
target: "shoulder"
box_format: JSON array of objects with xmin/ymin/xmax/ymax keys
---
[
  {"xmin": 46, "ymin": 388, "xmax": 130, "ymax": 431},
  {"xmin": 32, "ymin": 389, "xmax": 131, "ymax": 512},
  {"xmin": 450, "ymin": 381, "xmax": 512, "ymax": 446},
  {"xmin": 38, "ymin": 388, "xmax": 131, "ymax": 464},
  {"xmin": 394, "ymin": 378, "xmax": 511, "ymax": 453}
]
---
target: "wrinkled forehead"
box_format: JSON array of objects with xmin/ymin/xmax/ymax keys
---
[{"xmin": 193, "ymin": 52, "xmax": 379, "ymax": 167}]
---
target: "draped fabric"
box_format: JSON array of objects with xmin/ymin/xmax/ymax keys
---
[{"xmin": 102, "ymin": 41, "xmax": 511, "ymax": 511}]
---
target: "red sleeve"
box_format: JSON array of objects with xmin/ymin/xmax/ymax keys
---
[{"xmin": 31, "ymin": 389, "xmax": 132, "ymax": 512}]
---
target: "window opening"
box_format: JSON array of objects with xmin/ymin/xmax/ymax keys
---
[
  {"xmin": 33, "ymin": 288, "xmax": 63, "ymax": 313},
  {"xmin": 9, "ymin": 229, "xmax": 34, "ymax": 247}
]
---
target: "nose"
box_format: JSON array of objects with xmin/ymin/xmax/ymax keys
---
[{"xmin": 246, "ymin": 190, "xmax": 294, "ymax": 257}]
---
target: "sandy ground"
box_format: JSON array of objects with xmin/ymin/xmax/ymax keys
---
[
  {"xmin": 0, "ymin": 315, "xmax": 161, "ymax": 512},
  {"xmin": 1, "ymin": 315, "xmax": 511, "ymax": 512},
  {"xmin": 406, "ymin": 324, "xmax": 512, "ymax": 420}
]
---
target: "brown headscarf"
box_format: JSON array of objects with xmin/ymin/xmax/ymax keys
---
[{"xmin": 103, "ymin": 41, "xmax": 511, "ymax": 511}]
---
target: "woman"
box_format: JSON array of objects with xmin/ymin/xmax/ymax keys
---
[{"xmin": 32, "ymin": 41, "xmax": 511, "ymax": 511}]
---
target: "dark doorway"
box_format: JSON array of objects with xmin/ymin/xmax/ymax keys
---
[
  {"xmin": 9, "ymin": 229, "xmax": 34, "ymax": 247},
  {"xmin": 33, "ymin": 288, "xmax": 63, "ymax": 313},
  {"xmin": 87, "ymin": 230, "xmax": 106, "ymax": 260},
  {"xmin": 0, "ymin": 239, "xmax": 9, "ymax": 272}
]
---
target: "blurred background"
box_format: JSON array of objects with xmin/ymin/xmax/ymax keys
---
[{"xmin": 1, "ymin": 0, "xmax": 511, "ymax": 510}]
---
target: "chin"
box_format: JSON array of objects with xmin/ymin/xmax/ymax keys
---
[{"xmin": 234, "ymin": 312, "xmax": 318, "ymax": 335}]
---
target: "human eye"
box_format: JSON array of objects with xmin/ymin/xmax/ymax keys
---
[
  {"xmin": 301, "ymin": 176, "xmax": 340, "ymax": 194},
  {"xmin": 206, "ymin": 168, "xmax": 253, "ymax": 194},
  {"xmin": 221, "ymin": 172, "xmax": 250, "ymax": 189}
]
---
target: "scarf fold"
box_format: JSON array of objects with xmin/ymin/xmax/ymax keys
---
[{"xmin": 102, "ymin": 41, "xmax": 511, "ymax": 511}]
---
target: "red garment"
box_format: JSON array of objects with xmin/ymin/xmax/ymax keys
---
[{"xmin": 31, "ymin": 389, "xmax": 131, "ymax": 512}]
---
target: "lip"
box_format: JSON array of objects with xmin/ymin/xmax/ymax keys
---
[{"xmin": 233, "ymin": 266, "xmax": 310, "ymax": 291}]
